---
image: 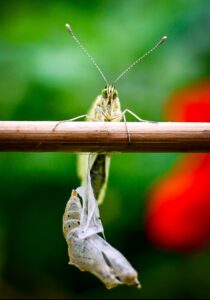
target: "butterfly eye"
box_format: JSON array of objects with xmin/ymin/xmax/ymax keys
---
[
  {"xmin": 113, "ymin": 90, "xmax": 118, "ymax": 100},
  {"xmin": 101, "ymin": 89, "xmax": 108, "ymax": 98}
]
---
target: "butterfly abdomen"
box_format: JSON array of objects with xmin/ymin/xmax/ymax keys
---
[{"xmin": 90, "ymin": 154, "xmax": 106, "ymax": 200}]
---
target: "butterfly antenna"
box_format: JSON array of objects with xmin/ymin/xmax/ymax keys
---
[
  {"xmin": 113, "ymin": 35, "xmax": 167, "ymax": 84},
  {"xmin": 65, "ymin": 23, "xmax": 108, "ymax": 85}
]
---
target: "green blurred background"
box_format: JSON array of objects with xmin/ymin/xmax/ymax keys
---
[{"xmin": 0, "ymin": 0, "xmax": 210, "ymax": 298}]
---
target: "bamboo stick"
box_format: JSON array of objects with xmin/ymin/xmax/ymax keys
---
[{"xmin": 0, "ymin": 121, "xmax": 210, "ymax": 153}]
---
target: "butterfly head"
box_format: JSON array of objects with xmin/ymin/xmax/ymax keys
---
[{"xmin": 101, "ymin": 84, "xmax": 118, "ymax": 104}]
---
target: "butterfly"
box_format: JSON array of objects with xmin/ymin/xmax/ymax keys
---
[{"xmin": 63, "ymin": 23, "xmax": 167, "ymax": 205}]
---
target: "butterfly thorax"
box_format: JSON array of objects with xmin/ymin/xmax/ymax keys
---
[{"xmin": 88, "ymin": 84, "xmax": 122, "ymax": 122}]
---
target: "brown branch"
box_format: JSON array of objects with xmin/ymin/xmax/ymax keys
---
[{"xmin": 0, "ymin": 121, "xmax": 210, "ymax": 153}]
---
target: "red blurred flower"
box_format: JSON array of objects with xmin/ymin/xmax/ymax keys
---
[{"xmin": 145, "ymin": 79, "xmax": 210, "ymax": 252}]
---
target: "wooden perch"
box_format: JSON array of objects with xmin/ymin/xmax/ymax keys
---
[{"xmin": 0, "ymin": 121, "xmax": 210, "ymax": 153}]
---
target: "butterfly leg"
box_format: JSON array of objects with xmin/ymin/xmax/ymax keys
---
[
  {"xmin": 122, "ymin": 108, "xmax": 157, "ymax": 123},
  {"xmin": 52, "ymin": 114, "xmax": 96, "ymax": 131},
  {"xmin": 121, "ymin": 111, "xmax": 131, "ymax": 144},
  {"xmin": 121, "ymin": 109, "xmax": 157, "ymax": 143}
]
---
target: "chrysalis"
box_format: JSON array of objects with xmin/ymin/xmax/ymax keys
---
[
  {"xmin": 63, "ymin": 189, "xmax": 141, "ymax": 289},
  {"xmin": 63, "ymin": 189, "xmax": 82, "ymax": 238}
]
